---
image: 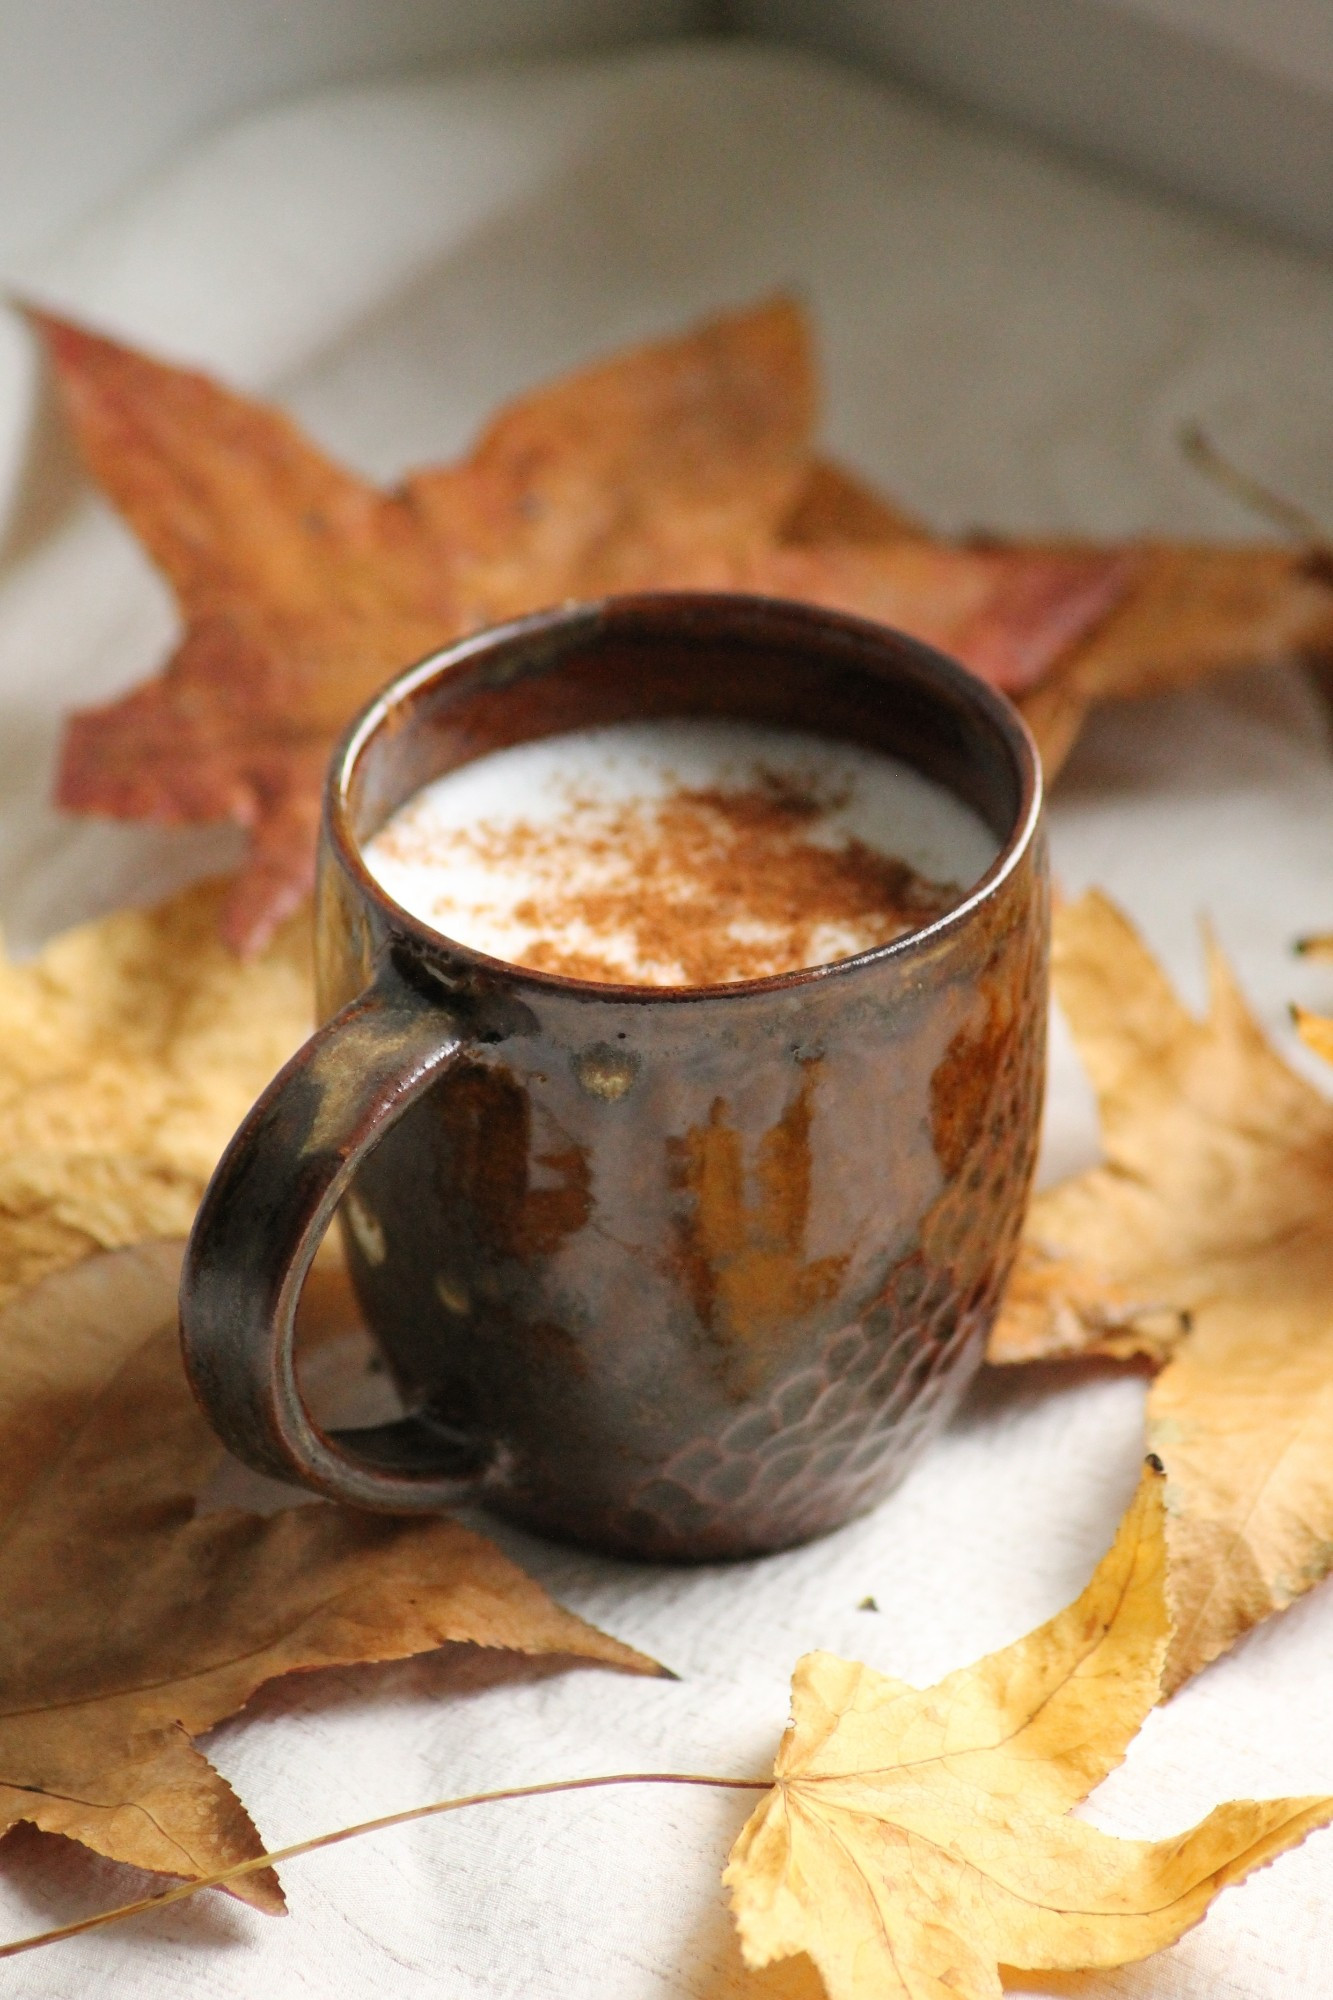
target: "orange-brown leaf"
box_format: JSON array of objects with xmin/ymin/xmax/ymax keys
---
[
  {"xmin": 777, "ymin": 457, "xmax": 926, "ymax": 546},
  {"xmin": 44, "ymin": 299, "xmax": 814, "ymax": 954},
  {"xmin": 734, "ymin": 539, "xmax": 1134, "ymax": 693},
  {"xmin": 1018, "ymin": 540, "xmax": 1333, "ymax": 772},
  {"xmin": 0, "ymin": 1243, "xmax": 656, "ymax": 1906},
  {"xmin": 40, "ymin": 298, "xmax": 1333, "ymax": 951},
  {"xmin": 405, "ymin": 293, "xmax": 814, "ymax": 610}
]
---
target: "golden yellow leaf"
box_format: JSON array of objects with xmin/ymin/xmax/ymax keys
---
[
  {"xmin": 0, "ymin": 1243, "xmax": 657, "ymax": 1906},
  {"xmin": 0, "ymin": 878, "xmax": 311, "ymax": 1304},
  {"xmin": 990, "ymin": 892, "xmax": 1333, "ymax": 1686},
  {"xmin": 725, "ymin": 1469, "xmax": 1330, "ymax": 2000},
  {"xmin": 1295, "ymin": 1003, "xmax": 1333, "ymax": 1067}
]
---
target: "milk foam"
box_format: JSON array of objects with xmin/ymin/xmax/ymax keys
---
[{"xmin": 363, "ymin": 720, "xmax": 999, "ymax": 985}]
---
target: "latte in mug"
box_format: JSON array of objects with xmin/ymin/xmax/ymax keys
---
[
  {"xmin": 181, "ymin": 597, "xmax": 1047, "ymax": 1557},
  {"xmin": 363, "ymin": 718, "xmax": 999, "ymax": 986}
]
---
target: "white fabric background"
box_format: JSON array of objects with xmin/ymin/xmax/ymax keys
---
[{"xmin": 1, "ymin": 42, "xmax": 1332, "ymax": 1997}]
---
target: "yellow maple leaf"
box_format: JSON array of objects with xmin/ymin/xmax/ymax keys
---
[
  {"xmin": 1295, "ymin": 1001, "xmax": 1333, "ymax": 1067},
  {"xmin": 989, "ymin": 891, "xmax": 1333, "ymax": 1686},
  {"xmin": 724, "ymin": 1469, "xmax": 1330, "ymax": 2000},
  {"xmin": 0, "ymin": 878, "xmax": 311, "ymax": 1304}
]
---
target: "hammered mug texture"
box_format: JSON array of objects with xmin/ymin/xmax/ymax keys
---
[{"xmin": 181, "ymin": 595, "xmax": 1047, "ymax": 1560}]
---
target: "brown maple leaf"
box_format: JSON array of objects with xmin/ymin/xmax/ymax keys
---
[
  {"xmin": 733, "ymin": 538, "xmax": 1135, "ymax": 697},
  {"xmin": 0, "ymin": 1242, "xmax": 656, "ymax": 1906},
  {"xmin": 39, "ymin": 299, "xmax": 814, "ymax": 954},
  {"xmin": 734, "ymin": 532, "xmax": 1333, "ymax": 771},
  {"xmin": 990, "ymin": 892, "xmax": 1333, "ymax": 1688},
  {"xmin": 37, "ymin": 299, "xmax": 1333, "ymax": 953},
  {"xmin": 725, "ymin": 1468, "xmax": 1331, "ymax": 2000},
  {"xmin": 713, "ymin": 474, "xmax": 1333, "ymax": 768},
  {"xmin": 1015, "ymin": 539, "xmax": 1333, "ymax": 771},
  {"xmin": 777, "ymin": 458, "xmax": 927, "ymax": 547},
  {"xmin": 32, "ymin": 304, "xmax": 1129, "ymax": 957}
]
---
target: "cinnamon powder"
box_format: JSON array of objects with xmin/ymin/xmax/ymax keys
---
[{"xmin": 409, "ymin": 771, "xmax": 960, "ymax": 986}]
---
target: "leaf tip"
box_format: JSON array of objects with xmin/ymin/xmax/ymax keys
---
[{"xmin": 15, "ymin": 299, "xmax": 114, "ymax": 380}]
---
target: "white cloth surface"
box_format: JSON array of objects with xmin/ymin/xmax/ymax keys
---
[{"xmin": 1, "ymin": 40, "xmax": 1333, "ymax": 1998}]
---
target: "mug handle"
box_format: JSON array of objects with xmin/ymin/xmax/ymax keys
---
[{"xmin": 180, "ymin": 951, "xmax": 497, "ymax": 1511}]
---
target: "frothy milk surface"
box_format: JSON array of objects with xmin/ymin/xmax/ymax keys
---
[{"xmin": 363, "ymin": 720, "xmax": 999, "ymax": 986}]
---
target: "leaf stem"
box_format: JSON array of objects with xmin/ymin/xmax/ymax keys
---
[
  {"xmin": 1178, "ymin": 422, "xmax": 1327, "ymax": 542},
  {"xmin": 0, "ymin": 1771, "xmax": 770, "ymax": 1958}
]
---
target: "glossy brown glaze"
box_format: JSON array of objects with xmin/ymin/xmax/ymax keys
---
[{"xmin": 182, "ymin": 594, "xmax": 1047, "ymax": 1560}]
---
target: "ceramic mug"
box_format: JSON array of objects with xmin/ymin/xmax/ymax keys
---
[{"xmin": 180, "ymin": 594, "xmax": 1047, "ymax": 1560}]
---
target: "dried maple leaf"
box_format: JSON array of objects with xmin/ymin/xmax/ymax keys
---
[
  {"xmin": 1016, "ymin": 541, "xmax": 1333, "ymax": 772},
  {"xmin": 737, "ymin": 533, "xmax": 1332, "ymax": 772},
  {"xmin": 725, "ymin": 1468, "xmax": 1331, "ymax": 2000},
  {"xmin": 759, "ymin": 496, "xmax": 1333, "ymax": 771},
  {"xmin": 38, "ymin": 298, "xmax": 1333, "ymax": 950},
  {"xmin": 777, "ymin": 458, "xmax": 927, "ymax": 546},
  {"xmin": 39, "ymin": 299, "xmax": 814, "ymax": 954},
  {"xmin": 404, "ymin": 299, "xmax": 814, "ymax": 611},
  {"xmin": 0, "ymin": 878, "xmax": 311, "ymax": 1305},
  {"xmin": 732, "ymin": 539, "xmax": 1134, "ymax": 697},
  {"xmin": 24, "ymin": 303, "xmax": 1133, "ymax": 952},
  {"xmin": 0, "ymin": 1242, "xmax": 656, "ymax": 1907},
  {"xmin": 1295, "ymin": 1003, "xmax": 1333, "ymax": 1062},
  {"xmin": 727, "ymin": 493, "xmax": 1333, "ymax": 766},
  {"xmin": 989, "ymin": 892, "xmax": 1333, "ymax": 1687}
]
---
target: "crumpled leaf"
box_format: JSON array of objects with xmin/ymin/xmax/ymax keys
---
[
  {"xmin": 36, "ymin": 299, "xmax": 1333, "ymax": 951},
  {"xmin": 41, "ymin": 299, "xmax": 814, "ymax": 954},
  {"xmin": 725, "ymin": 1468, "xmax": 1331, "ymax": 2000},
  {"xmin": 990, "ymin": 892, "xmax": 1333, "ymax": 1687},
  {"xmin": 0, "ymin": 1242, "xmax": 656, "ymax": 1907},
  {"xmin": 0, "ymin": 878, "xmax": 311, "ymax": 1305}
]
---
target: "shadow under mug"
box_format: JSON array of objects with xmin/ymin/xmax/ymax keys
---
[{"xmin": 180, "ymin": 594, "xmax": 1048, "ymax": 1561}]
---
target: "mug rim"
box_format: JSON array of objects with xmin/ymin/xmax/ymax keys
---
[{"xmin": 326, "ymin": 592, "xmax": 1044, "ymax": 1005}]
